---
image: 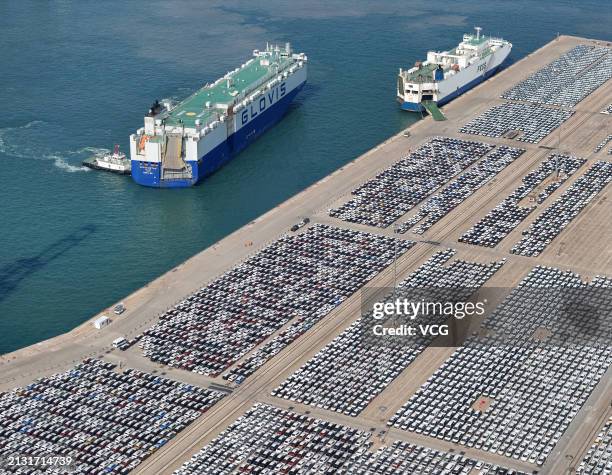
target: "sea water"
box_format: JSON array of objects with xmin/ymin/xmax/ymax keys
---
[{"xmin": 0, "ymin": 0, "xmax": 610, "ymax": 353}]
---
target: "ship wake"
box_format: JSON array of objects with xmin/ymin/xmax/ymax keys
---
[{"xmin": 0, "ymin": 122, "xmax": 114, "ymax": 173}]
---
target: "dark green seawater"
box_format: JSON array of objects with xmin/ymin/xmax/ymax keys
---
[{"xmin": 0, "ymin": 1, "xmax": 610, "ymax": 354}]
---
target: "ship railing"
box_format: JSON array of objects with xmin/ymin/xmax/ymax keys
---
[
  {"xmin": 196, "ymin": 67, "xmax": 280, "ymax": 114},
  {"xmin": 243, "ymin": 59, "xmax": 298, "ymax": 97},
  {"xmin": 146, "ymin": 113, "xmax": 222, "ymax": 138},
  {"xmin": 156, "ymin": 61, "xmax": 281, "ymax": 125},
  {"xmin": 488, "ymin": 37, "xmax": 506, "ymax": 45}
]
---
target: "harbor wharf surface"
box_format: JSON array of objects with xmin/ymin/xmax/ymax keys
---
[{"xmin": 1, "ymin": 35, "xmax": 611, "ymax": 475}]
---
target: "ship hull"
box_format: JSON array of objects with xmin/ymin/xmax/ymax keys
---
[{"xmin": 131, "ymin": 81, "xmax": 305, "ymax": 188}]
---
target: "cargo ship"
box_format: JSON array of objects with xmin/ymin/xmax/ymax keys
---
[
  {"xmin": 130, "ymin": 43, "xmax": 307, "ymax": 187},
  {"xmin": 397, "ymin": 27, "xmax": 511, "ymax": 112}
]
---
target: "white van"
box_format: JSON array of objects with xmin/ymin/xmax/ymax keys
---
[
  {"xmin": 93, "ymin": 315, "xmax": 111, "ymax": 329},
  {"xmin": 112, "ymin": 337, "xmax": 128, "ymax": 349}
]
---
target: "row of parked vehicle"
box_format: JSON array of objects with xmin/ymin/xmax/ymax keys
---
[
  {"xmin": 224, "ymin": 237, "xmax": 418, "ymax": 385},
  {"xmin": 141, "ymin": 224, "xmax": 412, "ymax": 377},
  {"xmin": 329, "ymin": 137, "xmax": 495, "ymax": 228},
  {"xmin": 0, "ymin": 359, "xmax": 224, "ymax": 475},
  {"xmin": 175, "ymin": 403, "xmax": 372, "ymax": 474},
  {"xmin": 349, "ymin": 440, "xmax": 529, "ymax": 475},
  {"xmin": 271, "ymin": 249, "xmax": 505, "ymax": 417},
  {"xmin": 594, "ymin": 134, "xmax": 612, "ymax": 153},
  {"xmin": 390, "ymin": 266, "xmax": 612, "ymax": 467},
  {"xmin": 483, "ymin": 266, "xmax": 612, "ymax": 348},
  {"xmin": 577, "ymin": 417, "xmax": 612, "ymax": 474},
  {"xmin": 223, "ymin": 303, "xmax": 334, "ymax": 385},
  {"xmin": 501, "ymin": 44, "xmax": 612, "ymax": 108},
  {"xmin": 511, "ymin": 161, "xmax": 612, "ymax": 256},
  {"xmin": 396, "ymin": 146, "xmax": 525, "ymax": 235},
  {"xmin": 459, "ymin": 153, "xmax": 586, "ymax": 248},
  {"xmin": 176, "ymin": 403, "xmax": 527, "ymax": 475},
  {"xmin": 459, "ymin": 102, "xmax": 574, "ymax": 144},
  {"xmin": 543, "ymin": 49, "xmax": 611, "ymax": 109}
]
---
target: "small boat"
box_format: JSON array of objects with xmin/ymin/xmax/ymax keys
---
[{"xmin": 83, "ymin": 144, "xmax": 131, "ymax": 175}]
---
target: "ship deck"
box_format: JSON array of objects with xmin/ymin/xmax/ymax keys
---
[
  {"xmin": 2, "ymin": 35, "xmax": 611, "ymax": 475},
  {"xmin": 163, "ymin": 54, "xmax": 294, "ymax": 128},
  {"xmin": 403, "ymin": 62, "xmax": 440, "ymax": 83}
]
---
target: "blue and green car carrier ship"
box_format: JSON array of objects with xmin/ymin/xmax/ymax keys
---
[{"xmin": 129, "ymin": 43, "xmax": 307, "ymax": 188}]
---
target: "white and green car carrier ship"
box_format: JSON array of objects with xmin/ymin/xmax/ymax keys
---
[{"xmin": 397, "ymin": 27, "xmax": 511, "ymax": 113}]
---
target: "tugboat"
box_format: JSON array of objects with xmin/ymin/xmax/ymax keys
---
[{"xmin": 83, "ymin": 144, "xmax": 131, "ymax": 175}]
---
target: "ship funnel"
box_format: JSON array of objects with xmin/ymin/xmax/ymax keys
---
[
  {"xmin": 285, "ymin": 42, "xmax": 291, "ymax": 54},
  {"xmin": 475, "ymin": 26, "xmax": 482, "ymax": 40}
]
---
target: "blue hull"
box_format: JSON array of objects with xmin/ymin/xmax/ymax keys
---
[
  {"xmin": 132, "ymin": 81, "xmax": 305, "ymax": 188},
  {"xmin": 400, "ymin": 65, "xmax": 503, "ymax": 112}
]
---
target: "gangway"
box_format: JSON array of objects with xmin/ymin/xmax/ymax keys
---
[
  {"xmin": 421, "ymin": 100, "xmax": 447, "ymax": 121},
  {"xmin": 161, "ymin": 134, "xmax": 192, "ymax": 181}
]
